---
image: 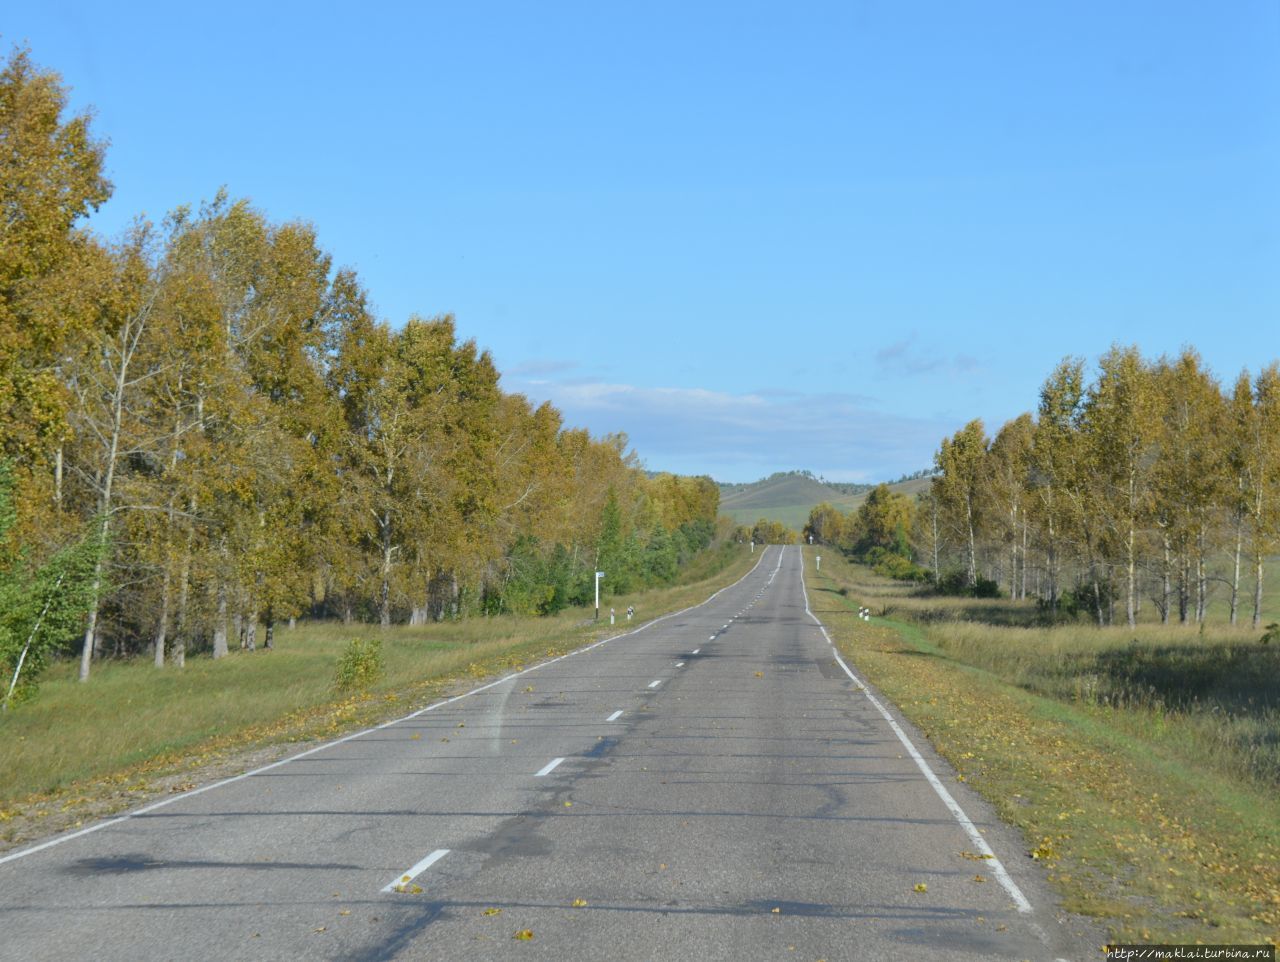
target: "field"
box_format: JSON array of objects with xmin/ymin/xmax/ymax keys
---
[
  {"xmin": 804, "ymin": 546, "xmax": 1280, "ymax": 946},
  {"xmin": 719, "ymin": 473, "xmax": 931, "ymax": 529},
  {"xmin": 0, "ymin": 542, "xmax": 756, "ymax": 843}
]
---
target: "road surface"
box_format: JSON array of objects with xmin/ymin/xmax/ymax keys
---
[{"xmin": 0, "ymin": 546, "xmax": 1089, "ymax": 960}]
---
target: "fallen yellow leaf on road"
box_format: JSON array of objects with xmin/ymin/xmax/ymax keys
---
[
  {"xmin": 914, "ymin": 883, "xmax": 928, "ymax": 893},
  {"xmin": 572, "ymin": 899, "xmax": 588, "ymax": 907},
  {"xmin": 513, "ymin": 929, "xmax": 534, "ymax": 941},
  {"xmin": 483, "ymin": 908, "xmax": 501, "ymax": 916}
]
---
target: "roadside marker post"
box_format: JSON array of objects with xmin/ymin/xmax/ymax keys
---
[{"xmin": 595, "ymin": 571, "xmax": 605, "ymax": 621}]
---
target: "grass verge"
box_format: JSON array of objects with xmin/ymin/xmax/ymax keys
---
[
  {"xmin": 803, "ymin": 546, "xmax": 1279, "ymax": 947},
  {"xmin": 0, "ymin": 541, "xmax": 757, "ymax": 850}
]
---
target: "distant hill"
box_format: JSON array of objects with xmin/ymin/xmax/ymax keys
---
[
  {"xmin": 718, "ymin": 470, "xmax": 935, "ymax": 531},
  {"xmin": 718, "ymin": 472, "xmax": 847, "ymax": 511}
]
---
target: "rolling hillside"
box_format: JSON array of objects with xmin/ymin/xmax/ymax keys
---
[{"xmin": 718, "ymin": 471, "xmax": 933, "ymax": 530}]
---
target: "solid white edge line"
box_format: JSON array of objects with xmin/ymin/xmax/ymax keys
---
[
  {"xmin": 0, "ymin": 547, "xmax": 780, "ymax": 869},
  {"xmin": 381, "ymin": 848, "xmax": 450, "ymax": 892},
  {"xmin": 647, "ymin": 680, "xmax": 661, "ymax": 689},
  {"xmin": 797, "ymin": 547, "xmax": 1035, "ymax": 916},
  {"xmin": 606, "ymin": 710, "xmax": 623, "ymax": 721},
  {"xmin": 535, "ymin": 757, "xmax": 565, "ymax": 777}
]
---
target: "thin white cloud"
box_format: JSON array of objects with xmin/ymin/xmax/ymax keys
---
[
  {"xmin": 504, "ymin": 375, "xmax": 954, "ymax": 481},
  {"xmin": 875, "ymin": 333, "xmax": 987, "ymax": 378}
]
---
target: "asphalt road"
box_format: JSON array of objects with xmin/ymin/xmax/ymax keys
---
[{"xmin": 0, "ymin": 546, "xmax": 1091, "ymax": 961}]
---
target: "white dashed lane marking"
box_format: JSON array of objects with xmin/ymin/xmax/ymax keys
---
[
  {"xmin": 381, "ymin": 849, "xmax": 449, "ymax": 893},
  {"xmin": 534, "ymin": 757, "xmax": 565, "ymax": 777}
]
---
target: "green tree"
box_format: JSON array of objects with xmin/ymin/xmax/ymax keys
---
[
  {"xmin": 643, "ymin": 523, "xmax": 678, "ymax": 583},
  {"xmin": 855, "ymin": 484, "xmax": 915, "ymax": 556},
  {"xmin": 0, "ymin": 463, "xmax": 106, "ymax": 708}
]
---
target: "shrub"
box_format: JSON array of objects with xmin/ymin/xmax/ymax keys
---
[
  {"xmin": 334, "ymin": 638, "xmax": 385, "ymax": 693},
  {"xmin": 862, "ymin": 546, "xmax": 929, "ymax": 583},
  {"xmin": 934, "ymin": 570, "xmax": 1001, "ymax": 598}
]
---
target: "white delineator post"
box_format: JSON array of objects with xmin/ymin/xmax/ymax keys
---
[
  {"xmin": 595, "ymin": 570, "xmax": 605, "ymax": 621},
  {"xmin": 816, "ymin": 555, "xmax": 821, "ymax": 571},
  {"xmin": 750, "ymin": 541, "xmax": 755, "ymax": 554}
]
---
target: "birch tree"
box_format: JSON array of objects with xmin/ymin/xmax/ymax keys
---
[
  {"xmin": 1244, "ymin": 364, "xmax": 1280, "ymax": 628},
  {"xmin": 1082, "ymin": 346, "xmax": 1157, "ymax": 628},
  {"xmin": 986, "ymin": 414, "xmax": 1034, "ymax": 599},
  {"xmin": 64, "ymin": 228, "xmax": 162, "ymax": 680},
  {"xmin": 1029, "ymin": 359, "xmax": 1085, "ymax": 610},
  {"xmin": 933, "ymin": 419, "xmax": 989, "ymax": 587}
]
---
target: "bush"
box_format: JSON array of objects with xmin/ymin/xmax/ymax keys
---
[
  {"xmin": 934, "ymin": 570, "xmax": 1001, "ymax": 598},
  {"xmin": 334, "ymin": 638, "xmax": 384, "ymax": 693},
  {"xmin": 862, "ymin": 546, "xmax": 929, "ymax": 583}
]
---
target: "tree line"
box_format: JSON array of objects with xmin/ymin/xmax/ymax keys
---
[
  {"xmin": 804, "ymin": 484, "xmax": 924, "ymax": 581},
  {"xmin": 807, "ymin": 345, "xmax": 1280, "ymax": 629},
  {"xmin": 0, "ymin": 48, "xmax": 720, "ymax": 698},
  {"xmin": 736, "ymin": 519, "xmax": 798, "ymax": 545}
]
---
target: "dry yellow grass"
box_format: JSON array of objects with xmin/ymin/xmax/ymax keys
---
[{"xmin": 805, "ymin": 546, "xmax": 1280, "ymax": 946}]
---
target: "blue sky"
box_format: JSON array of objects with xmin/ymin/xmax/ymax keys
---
[{"xmin": 11, "ymin": 2, "xmax": 1279, "ymax": 481}]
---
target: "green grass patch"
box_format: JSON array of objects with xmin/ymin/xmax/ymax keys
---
[
  {"xmin": 0, "ymin": 541, "xmax": 756, "ymax": 836},
  {"xmin": 722, "ymin": 503, "xmax": 814, "ymax": 530},
  {"xmin": 804, "ymin": 547, "xmax": 1280, "ymax": 946}
]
